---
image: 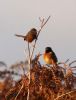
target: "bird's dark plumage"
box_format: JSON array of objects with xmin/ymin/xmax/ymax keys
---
[
  {"xmin": 43, "ymin": 47, "xmax": 58, "ymax": 65},
  {"xmin": 15, "ymin": 28, "xmax": 37, "ymax": 43}
]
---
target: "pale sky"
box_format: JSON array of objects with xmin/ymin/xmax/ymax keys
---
[{"xmin": 0, "ymin": 0, "xmax": 76, "ymax": 66}]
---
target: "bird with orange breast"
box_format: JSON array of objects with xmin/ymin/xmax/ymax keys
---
[
  {"xmin": 43, "ymin": 47, "xmax": 58, "ymax": 66},
  {"xmin": 15, "ymin": 28, "xmax": 37, "ymax": 43}
]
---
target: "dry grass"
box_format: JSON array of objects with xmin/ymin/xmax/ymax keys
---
[{"xmin": 0, "ymin": 58, "xmax": 76, "ymax": 100}]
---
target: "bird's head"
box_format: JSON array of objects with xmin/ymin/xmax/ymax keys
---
[
  {"xmin": 31, "ymin": 28, "xmax": 37, "ymax": 33},
  {"xmin": 45, "ymin": 47, "xmax": 52, "ymax": 53}
]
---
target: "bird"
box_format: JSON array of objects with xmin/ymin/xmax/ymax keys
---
[
  {"xmin": 43, "ymin": 47, "xmax": 58, "ymax": 66},
  {"xmin": 15, "ymin": 28, "xmax": 37, "ymax": 43}
]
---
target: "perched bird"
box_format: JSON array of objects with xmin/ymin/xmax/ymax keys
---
[
  {"xmin": 43, "ymin": 47, "xmax": 58, "ymax": 66},
  {"xmin": 15, "ymin": 28, "xmax": 37, "ymax": 43}
]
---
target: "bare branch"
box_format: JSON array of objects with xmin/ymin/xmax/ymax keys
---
[
  {"xmin": 69, "ymin": 60, "xmax": 76, "ymax": 66},
  {"xmin": 31, "ymin": 16, "xmax": 51, "ymax": 59},
  {"xmin": 54, "ymin": 89, "xmax": 76, "ymax": 100},
  {"xmin": 65, "ymin": 59, "xmax": 70, "ymax": 63},
  {"xmin": 14, "ymin": 84, "xmax": 24, "ymax": 100},
  {"xmin": 27, "ymin": 42, "xmax": 31, "ymax": 100}
]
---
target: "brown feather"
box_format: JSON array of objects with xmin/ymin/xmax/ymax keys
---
[{"xmin": 15, "ymin": 34, "xmax": 25, "ymax": 38}]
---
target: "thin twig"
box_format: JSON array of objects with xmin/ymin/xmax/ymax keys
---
[
  {"xmin": 31, "ymin": 16, "xmax": 51, "ymax": 59},
  {"xmin": 65, "ymin": 59, "xmax": 70, "ymax": 63},
  {"xmin": 27, "ymin": 42, "xmax": 31, "ymax": 84},
  {"xmin": 28, "ymin": 42, "xmax": 31, "ymax": 61},
  {"xmin": 14, "ymin": 84, "xmax": 24, "ymax": 100},
  {"xmin": 27, "ymin": 42, "xmax": 31, "ymax": 100},
  {"xmin": 21, "ymin": 64, "xmax": 25, "ymax": 75},
  {"xmin": 71, "ymin": 66, "xmax": 76, "ymax": 68},
  {"xmin": 69, "ymin": 60, "xmax": 76, "ymax": 66},
  {"xmin": 54, "ymin": 89, "xmax": 76, "ymax": 100}
]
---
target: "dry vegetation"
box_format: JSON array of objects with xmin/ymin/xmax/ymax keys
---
[
  {"xmin": 0, "ymin": 16, "xmax": 76, "ymax": 100},
  {"xmin": 0, "ymin": 58, "xmax": 76, "ymax": 100}
]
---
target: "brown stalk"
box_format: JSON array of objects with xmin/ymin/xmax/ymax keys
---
[
  {"xmin": 27, "ymin": 42, "xmax": 31, "ymax": 100},
  {"xmin": 27, "ymin": 16, "xmax": 50, "ymax": 100},
  {"xmin": 54, "ymin": 89, "xmax": 76, "ymax": 100}
]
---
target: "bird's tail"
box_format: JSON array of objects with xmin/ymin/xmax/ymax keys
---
[{"xmin": 15, "ymin": 34, "xmax": 25, "ymax": 38}]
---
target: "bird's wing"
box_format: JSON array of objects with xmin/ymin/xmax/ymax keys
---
[
  {"xmin": 15, "ymin": 34, "xmax": 25, "ymax": 38},
  {"xmin": 51, "ymin": 52, "xmax": 58, "ymax": 62}
]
